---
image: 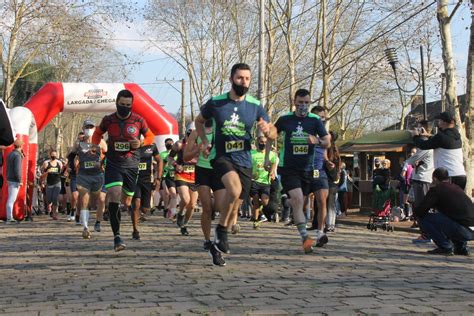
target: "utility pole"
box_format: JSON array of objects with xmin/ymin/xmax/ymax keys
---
[
  {"xmin": 258, "ymin": 0, "xmax": 266, "ymax": 108},
  {"xmin": 181, "ymin": 79, "xmax": 186, "ymax": 138}
]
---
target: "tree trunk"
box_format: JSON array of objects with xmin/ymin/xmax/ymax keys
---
[
  {"xmin": 464, "ymin": 0, "xmax": 474, "ymax": 196},
  {"xmin": 437, "ymin": 0, "xmax": 471, "ymax": 195}
]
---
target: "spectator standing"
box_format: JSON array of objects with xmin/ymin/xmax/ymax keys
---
[
  {"xmin": 413, "ymin": 111, "xmax": 466, "ymax": 190},
  {"xmin": 6, "ymin": 139, "xmax": 24, "ymax": 223}
]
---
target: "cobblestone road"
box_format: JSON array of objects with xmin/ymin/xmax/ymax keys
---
[{"xmin": 0, "ymin": 212, "xmax": 473, "ymax": 315}]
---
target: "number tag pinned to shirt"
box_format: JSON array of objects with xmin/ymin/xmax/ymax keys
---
[
  {"xmin": 293, "ymin": 145, "xmax": 308, "ymax": 155},
  {"xmin": 138, "ymin": 162, "xmax": 147, "ymax": 171},
  {"xmin": 183, "ymin": 165, "xmax": 195, "ymax": 173},
  {"xmin": 313, "ymin": 169, "xmax": 320, "ymax": 179},
  {"xmin": 114, "ymin": 142, "xmax": 130, "ymax": 152},
  {"xmin": 84, "ymin": 161, "xmax": 96, "ymax": 169},
  {"xmin": 225, "ymin": 140, "xmax": 244, "ymax": 153}
]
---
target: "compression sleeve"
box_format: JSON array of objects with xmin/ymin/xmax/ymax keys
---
[{"xmin": 92, "ymin": 128, "xmax": 104, "ymax": 145}]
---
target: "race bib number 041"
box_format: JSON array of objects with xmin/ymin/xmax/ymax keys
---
[
  {"xmin": 225, "ymin": 140, "xmax": 244, "ymax": 153},
  {"xmin": 293, "ymin": 145, "xmax": 308, "ymax": 155},
  {"xmin": 138, "ymin": 162, "xmax": 147, "ymax": 171},
  {"xmin": 114, "ymin": 142, "xmax": 130, "ymax": 152}
]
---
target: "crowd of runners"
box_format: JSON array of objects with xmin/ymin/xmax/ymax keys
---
[
  {"xmin": 13, "ymin": 62, "xmax": 472, "ymax": 265},
  {"xmin": 25, "ymin": 63, "xmax": 344, "ymax": 266}
]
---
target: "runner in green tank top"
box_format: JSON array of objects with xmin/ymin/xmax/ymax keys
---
[
  {"xmin": 184, "ymin": 119, "xmax": 226, "ymax": 265},
  {"xmin": 158, "ymin": 138, "xmax": 175, "ymax": 218}
]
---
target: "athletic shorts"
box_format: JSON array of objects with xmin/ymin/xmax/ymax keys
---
[
  {"xmin": 175, "ymin": 180, "xmax": 198, "ymax": 192},
  {"xmin": 279, "ymin": 168, "xmax": 313, "ymax": 197},
  {"xmin": 133, "ymin": 181, "xmax": 153, "ymax": 209},
  {"xmin": 195, "ymin": 166, "xmax": 225, "ymax": 191},
  {"xmin": 165, "ymin": 176, "xmax": 176, "ymax": 189},
  {"xmin": 311, "ymin": 169, "xmax": 329, "ymax": 192},
  {"xmin": 77, "ymin": 173, "xmax": 104, "ymax": 193},
  {"xmin": 104, "ymin": 163, "xmax": 139, "ymax": 197},
  {"xmin": 211, "ymin": 156, "xmax": 252, "ymax": 200},
  {"xmin": 250, "ymin": 182, "xmax": 271, "ymax": 197},
  {"xmin": 70, "ymin": 175, "xmax": 77, "ymax": 193},
  {"xmin": 46, "ymin": 182, "xmax": 61, "ymax": 206}
]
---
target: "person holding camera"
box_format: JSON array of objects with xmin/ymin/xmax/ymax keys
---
[{"xmin": 411, "ymin": 111, "xmax": 466, "ymax": 190}]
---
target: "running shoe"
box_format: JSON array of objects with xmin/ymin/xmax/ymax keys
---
[
  {"xmin": 75, "ymin": 215, "xmax": 81, "ymax": 225},
  {"xmin": 427, "ymin": 247, "xmax": 453, "ymax": 256},
  {"xmin": 25, "ymin": 215, "xmax": 33, "ymax": 222},
  {"xmin": 180, "ymin": 227, "xmax": 189, "ymax": 236},
  {"xmin": 231, "ymin": 223, "xmax": 241, "ymax": 234},
  {"xmin": 132, "ymin": 230, "xmax": 140, "ymax": 240},
  {"xmin": 94, "ymin": 221, "xmax": 101, "ymax": 232},
  {"xmin": 114, "ymin": 236, "xmax": 126, "ymax": 252},
  {"xmin": 412, "ymin": 234, "xmax": 432, "ymax": 244},
  {"xmin": 302, "ymin": 237, "xmax": 314, "ymax": 254},
  {"xmin": 259, "ymin": 214, "xmax": 268, "ymax": 222},
  {"xmin": 82, "ymin": 229, "xmax": 91, "ymax": 240},
  {"xmin": 163, "ymin": 208, "xmax": 168, "ymax": 218},
  {"xmin": 67, "ymin": 215, "xmax": 72, "ymax": 222},
  {"xmin": 176, "ymin": 213, "xmax": 185, "ymax": 227},
  {"xmin": 214, "ymin": 226, "xmax": 230, "ymax": 254},
  {"xmin": 253, "ymin": 221, "xmax": 261, "ymax": 230},
  {"xmin": 316, "ymin": 234, "xmax": 329, "ymax": 247},
  {"xmin": 203, "ymin": 240, "xmax": 212, "ymax": 250},
  {"xmin": 5, "ymin": 219, "xmax": 16, "ymax": 224},
  {"xmin": 454, "ymin": 247, "xmax": 470, "ymax": 256},
  {"xmin": 208, "ymin": 245, "xmax": 226, "ymax": 266}
]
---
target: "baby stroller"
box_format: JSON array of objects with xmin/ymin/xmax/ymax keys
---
[{"xmin": 367, "ymin": 199, "xmax": 394, "ymax": 232}]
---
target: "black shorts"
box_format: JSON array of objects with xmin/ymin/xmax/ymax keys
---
[
  {"xmin": 311, "ymin": 169, "xmax": 329, "ymax": 192},
  {"xmin": 195, "ymin": 166, "xmax": 225, "ymax": 191},
  {"xmin": 165, "ymin": 176, "xmax": 176, "ymax": 189},
  {"xmin": 211, "ymin": 156, "xmax": 252, "ymax": 200},
  {"xmin": 104, "ymin": 163, "xmax": 139, "ymax": 197},
  {"xmin": 279, "ymin": 168, "xmax": 313, "ymax": 197},
  {"xmin": 175, "ymin": 180, "xmax": 198, "ymax": 192},
  {"xmin": 60, "ymin": 178, "xmax": 66, "ymax": 195},
  {"xmin": 250, "ymin": 182, "xmax": 271, "ymax": 197},
  {"xmin": 133, "ymin": 180, "xmax": 153, "ymax": 209}
]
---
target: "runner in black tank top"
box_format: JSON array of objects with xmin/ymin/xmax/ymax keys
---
[{"xmin": 41, "ymin": 150, "xmax": 63, "ymax": 220}]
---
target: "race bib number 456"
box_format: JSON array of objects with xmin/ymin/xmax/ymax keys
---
[
  {"xmin": 225, "ymin": 140, "xmax": 244, "ymax": 153},
  {"xmin": 114, "ymin": 142, "xmax": 130, "ymax": 152},
  {"xmin": 293, "ymin": 145, "xmax": 308, "ymax": 155}
]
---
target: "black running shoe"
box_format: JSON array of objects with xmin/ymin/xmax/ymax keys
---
[
  {"xmin": 427, "ymin": 247, "xmax": 453, "ymax": 256},
  {"xmin": 209, "ymin": 245, "xmax": 226, "ymax": 266},
  {"xmin": 132, "ymin": 230, "xmax": 140, "ymax": 240},
  {"xmin": 214, "ymin": 226, "xmax": 230, "ymax": 254},
  {"xmin": 203, "ymin": 240, "xmax": 212, "ymax": 250},
  {"xmin": 163, "ymin": 209, "xmax": 168, "ymax": 218},
  {"xmin": 114, "ymin": 236, "xmax": 126, "ymax": 252},
  {"xmin": 454, "ymin": 247, "xmax": 470, "ymax": 256},
  {"xmin": 316, "ymin": 234, "xmax": 329, "ymax": 247},
  {"xmin": 181, "ymin": 227, "xmax": 189, "ymax": 236},
  {"xmin": 176, "ymin": 213, "xmax": 185, "ymax": 227}
]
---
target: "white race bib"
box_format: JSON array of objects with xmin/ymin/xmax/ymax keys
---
[
  {"xmin": 114, "ymin": 142, "xmax": 130, "ymax": 152},
  {"xmin": 138, "ymin": 162, "xmax": 147, "ymax": 171},
  {"xmin": 225, "ymin": 140, "xmax": 244, "ymax": 153},
  {"xmin": 84, "ymin": 161, "xmax": 96, "ymax": 169},
  {"xmin": 293, "ymin": 145, "xmax": 308, "ymax": 155}
]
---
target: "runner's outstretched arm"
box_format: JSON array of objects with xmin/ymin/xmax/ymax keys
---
[{"xmin": 92, "ymin": 128, "xmax": 104, "ymax": 145}]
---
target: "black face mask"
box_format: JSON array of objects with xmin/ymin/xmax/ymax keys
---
[
  {"xmin": 51, "ymin": 156, "xmax": 57, "ymax": 160},
  {"xmin": 257, "ymin": 143, "xmax": 265, "ymax": 151},
  {"xmin": 165, "ymin": 143, "xmax": 173, "ymax": 150},
  {"xmin": 232, "ymin": 81, "xmax": 249, "ymax": 97},
  {"xmin": 116, "ymin": 104, "xmax": 131, "ymax": 118}
]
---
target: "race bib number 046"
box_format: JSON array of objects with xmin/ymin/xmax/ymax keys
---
[
  {"xmin": 138, "ymin": 162, "xmax": 147, "ymax": 171},
  {"xmin": 225, "ymin": 140, "xmax": 244, "ymax": 153},
  {"xmin": 114, "ymin": 142, "xmax": 130, "ymax": 152},
  {"xmin": 293, "ymin": 145, "xmax": 308, "ymax": 155}
]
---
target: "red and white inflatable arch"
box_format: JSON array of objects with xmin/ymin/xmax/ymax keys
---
[{"xmin": 0, "ymin": 82, "xmax": 178, "ymax": 220}]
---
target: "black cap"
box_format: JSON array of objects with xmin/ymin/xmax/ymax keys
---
[{"xmin": 434, "ymin": 111, "xmax": 455, "ymax": 123}]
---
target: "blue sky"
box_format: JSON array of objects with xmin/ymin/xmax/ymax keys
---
[{"xmin": 114, "ymin": 2, "xmax": 472, "ymax": 116}]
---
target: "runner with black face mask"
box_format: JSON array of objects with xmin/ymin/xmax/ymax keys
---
[
  {"xmin": 158, "ymin": 138, "xmax": 174, "ymax": 217},
  {"xmin": 92, "ymin": 89, "xmax": 155, "ymax": 252}
]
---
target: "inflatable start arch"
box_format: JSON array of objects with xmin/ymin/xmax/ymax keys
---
[{"xmin": 1, "ymin": 82, "xmax": 178, "ymax": 220}]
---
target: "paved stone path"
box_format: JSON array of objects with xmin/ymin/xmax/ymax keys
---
[{"xmin": 0, "ymin": 212, "xmax": 473, "ymax": 315}]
